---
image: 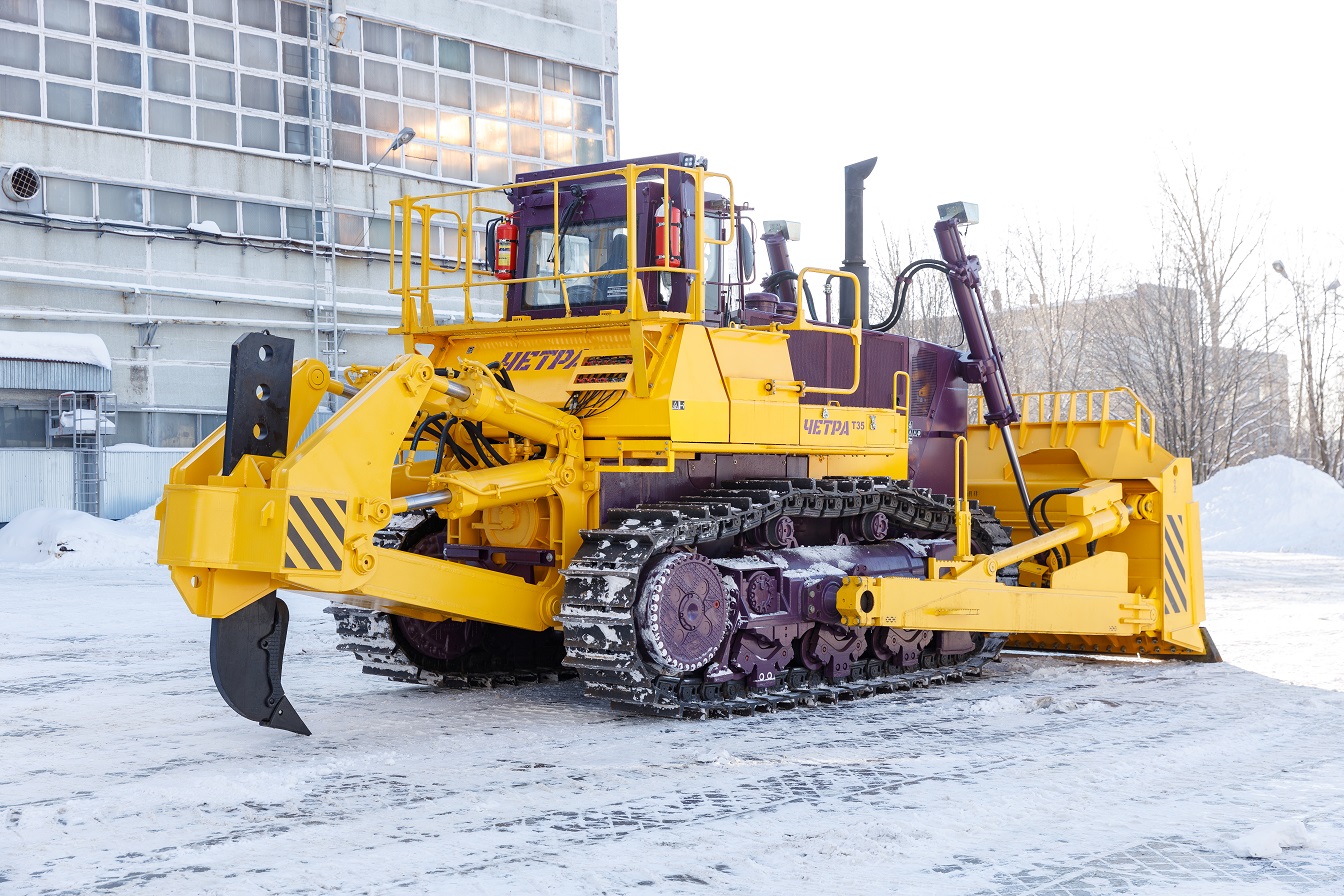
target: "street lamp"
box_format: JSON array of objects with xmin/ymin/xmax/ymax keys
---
[
  {"xmin": 1272, "ymin": 259, "xmax": 1288, "ymax": 279},
  {"xmin": 362, "ymin": 127, "xmax": 417, "ymax": 249},
  {"xmin": 370, "ymin": 127, "xmax": 416, "ymax": 171}
]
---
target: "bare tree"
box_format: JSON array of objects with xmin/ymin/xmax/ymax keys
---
[
  {"xmin": 1278, "ymin": 259, "xmax": 1344, "ymax": 478},
  {"xmin": 997, "ymin": 220, "xmax": 1102, "ymax": 393},
  {"xmin": 1094, "ymin": 156, "xmax": 1282, "ymax": 482}
]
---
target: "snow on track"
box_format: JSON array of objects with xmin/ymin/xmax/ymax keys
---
[{"xmin": 3, "ymin": 556, "xmax": 1344, "ymax": 894}]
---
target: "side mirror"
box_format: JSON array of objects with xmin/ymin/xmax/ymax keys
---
[{"xmin": 737, "ymin": 217, "xmax": 756, "ymax": 283}]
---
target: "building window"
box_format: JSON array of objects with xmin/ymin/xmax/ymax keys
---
[
  {"xmin": 151, "ymin": 189, "xmax": 192, "ymax": 226},
  {"xmin": 240, "ymin": 113, "xmax": 277, "ymax": 149},
  {"xmin": 45, "ymin": 177, "xmax": 94, "ymax": 216},
  {"xmin": 238, "ymin": 33, "xmax": 276, "ymax": 71},
  {"xmin": 44, "ymin": 0, "xmax": 90, "ymax": 35},
  {"xmin": 438, "ymin": 37, "xmax": 468, "ymax": 73},
  {"xmin": 0, "ymin": 408, "xmax": 47, "ymax": 448},
  {"xmin": 195, "ymin": 65, "xmax": 234, "ymax": 103},
  {"xmin": 401, "ymin": 28, "xmax": 433, "ymax": 66},
  {"xmin": 239, "ymin": 73, "xmax": 276, "ymax": 111},
  {"xmin": 241, "ymin": 201, "xmax": 281, "ymax": 236},
  {"xmin": 148, "ymin": 56, "xmax": 189, "ymax": 95},
  {"xmin": 45, "ymin": 37, "xmax": 92, "ymax": 79},
  {"xmin": 193, "ymin": 22, "xmax": 233, "ymax": 63},
  {"xmin": 94, "ymin": 3, "xmax": 140, "ymax": 45},
  {"xmin": 238, "ymin": 0, "xmax": 275, "ymax": 31},
  {"xmin": 331, "ymin": 90, "xmax": 360, "ymax": 125},
  {"xmin": 194, "ymin": 0, "xmax": 233, "ymax": 25},
  {"xmin": 96, "ymin": 46, "xmax": 141, "ymax": 88},
  {"xmin": 362, "ymin": 20, "xmax": 396, "ymax": 57},
  {"xmin": 285, "ymin": 206, "xmax": 312, "ymax": 240},
  {"xmin": 196, "ymin": 106, "xmax": 235, "ymax": 144},
  {"xmin": 283, "ymin": 120, "xmax": 308, "ymax": 154},
  {"xmin": 364, "ymin": 57, "xmax": 396, "ymax": 95},
  {"xmin": 0, "ymin": 72, "xmax": 40, "ymax": 114},
  {"xmin": 0, "ymin": 28, "xmax": 38, "ymax": 69},
  {"xmin": 197, "ymin": 194, "xmax": 237, "ymax": 231},
  {"xmin": 146, "ymin": 13, "xmax": 188, "ymax": 54},
  {"xmin": 279, "ymin": 1, "xmax": 306, "ymax": 38},
  {"xmin": 98, "ymin": 183, "xmax": 144, "ymax": 222},
  {"xmin": 97, "ymin": 88, "xmax": 141, "ymax": 129},
  {"xmin": 147, "ymin": 97, "xmax": 190, "ymax": 136}
]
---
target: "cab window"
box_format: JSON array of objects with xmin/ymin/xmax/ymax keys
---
[{"xmin": 522, "ymin": 218, "xmax": 628, "ymax": 308}]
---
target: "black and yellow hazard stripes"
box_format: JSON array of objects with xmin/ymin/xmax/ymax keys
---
[
  {"xmin": 1162, "ymin": 513, "xmax": 1189, "ymax": 616},
  {"xmin": 284, "ymin": 496, "xmax": 348, "ymax": 571}
]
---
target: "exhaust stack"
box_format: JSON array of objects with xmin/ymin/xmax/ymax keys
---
[{"xmin": 840, "ymin": 157, "xmax": 877, "ymax": 327}]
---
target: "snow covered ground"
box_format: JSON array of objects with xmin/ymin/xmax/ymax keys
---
[{"xmin": 3, "ymin": 460, "xmax": 1344, "ymax": 894}]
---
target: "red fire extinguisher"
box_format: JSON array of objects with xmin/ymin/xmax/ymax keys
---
[
  {"xmin": 655, "ymin": 206, "xmax": 682, "ymax": 269},
  {"xmin": 494, "ymin": 216, "xmax": 518, "ymax": 281}
]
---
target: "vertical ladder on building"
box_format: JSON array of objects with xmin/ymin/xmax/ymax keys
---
[
  {"xmin": 52, "ymin": 392, "xmax": 114, "ymax": 517},
  {"xmin": 307, "ymin": 3, "xmax": 342, "ymax": 379}
]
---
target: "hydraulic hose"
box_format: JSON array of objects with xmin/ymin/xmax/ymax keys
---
[{"xmin": 872, "ymin": 259, "xmax": 949, "ymax": 332}]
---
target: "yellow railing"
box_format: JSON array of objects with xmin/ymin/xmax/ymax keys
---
[
  {"xmin": 970, "ymin": 388, "xmax": 1157, "ymax": 459},
  {"xmin": 386, "ymin": 162, "xmax": 735, "ymax": 333}
]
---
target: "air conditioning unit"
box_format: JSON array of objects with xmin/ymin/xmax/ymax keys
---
[{"xmin": 1, "ymin": 164, "xmax": 42, "ymax": 207}]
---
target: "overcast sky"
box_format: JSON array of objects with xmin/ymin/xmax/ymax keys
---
[{"xmin": 616, "ymin": 1, "xmax": 1344, "ymax": 299}]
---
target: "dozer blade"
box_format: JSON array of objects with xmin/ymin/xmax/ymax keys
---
[{"xmin": 210, "ymin": 591, "xmax": 311, "ymax": 736}]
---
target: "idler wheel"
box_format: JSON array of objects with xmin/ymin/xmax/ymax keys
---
[
  {"xmin": 636, "ymin": 552, "xmax": 731, "ymax": 674},
  {"xmin": 388, "ymin": 524, "xmax": 485, "ymax": 668}
]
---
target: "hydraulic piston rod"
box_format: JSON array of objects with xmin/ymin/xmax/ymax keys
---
[{"xmin": 934, "ymin": 211, "xmax": 1034, "ymax": 523}]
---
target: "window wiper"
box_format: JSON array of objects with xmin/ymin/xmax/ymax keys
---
[{"xmin": 547, "ymin": 185, "xmax": 586, "ymax": 270}]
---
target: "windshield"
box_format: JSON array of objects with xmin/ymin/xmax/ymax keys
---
[{"xmin": 522, "ymin": 218, "xmax": 628, "ymax": 308}]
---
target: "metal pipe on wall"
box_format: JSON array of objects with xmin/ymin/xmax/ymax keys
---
[{"xmin": 0, "ymin": 270, "xmax": 402, "ymax": 319}]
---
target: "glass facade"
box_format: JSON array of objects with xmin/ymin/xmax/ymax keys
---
[{"xmin": 0, "ymin": 0, "xmax": 619, "ymax": 185}]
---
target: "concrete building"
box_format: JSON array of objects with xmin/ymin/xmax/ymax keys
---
[
  {"xmin": 0, "ymin": 0, "xmax": 619, "ymax": 518},
  {"xmin": 0, "ymin": 0, "xmax": 618, "ymax": 444}
]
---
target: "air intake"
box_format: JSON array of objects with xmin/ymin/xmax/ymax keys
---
[{"xmin": 2, "ymin": 165, "xmax": 41, "ymax": 202}]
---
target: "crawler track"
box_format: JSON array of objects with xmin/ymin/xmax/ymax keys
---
[
  {"xmin": 560, "ymin": 476, "xmax": 1010, "ymax": 717},
  {"xmin": 331, "ymin": 478, "xmax": 1013, "ymax": 715},
  {"xmin": 327, "ymin": 511, "xmax": 575, "ymax": 688}
]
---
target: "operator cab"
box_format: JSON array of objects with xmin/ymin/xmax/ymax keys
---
[{"xmin": 499, "ymin": 152, "xmax": 754, "ymax": 324}]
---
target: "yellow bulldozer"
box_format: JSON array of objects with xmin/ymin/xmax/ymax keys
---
[{"xmin": 156, "ymin": 153, "xmax": 1217, "ymax": 735}]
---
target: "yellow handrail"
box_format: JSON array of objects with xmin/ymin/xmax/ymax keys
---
[
  {"xmin": 386, "ymin": 162, "xmax": 732, "ymax": 335},
  {"xmin": 893, "ymin": 370, "xmax": 911, "ymax": 413},
  {"xmin": 970, "ymin": 387, "xmax": 1157, "ymax": 458},
  {"xmin": 786, "ymin": 267, "xmax": 863, "ymax": 396}
]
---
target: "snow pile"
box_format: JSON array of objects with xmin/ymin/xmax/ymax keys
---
[
  {"xmin": 1195, "ymin": 456, "xmax": 1344, "ymax": 555},
  {"xmin": 1228, "ymin": 820, "xmax": 1318, "ymax": 858},
  {"xmin": 0, "ymin": 328, "xmax": 112, "ymax": 368},
  {"xmin": 0, "ymin": 506, "xmax": 159, "ymax": 568}
]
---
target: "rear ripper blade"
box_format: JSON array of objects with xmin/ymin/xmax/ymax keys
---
[{"xmin": 209, "ymin": 591, "xmax": 311, "ymax": 736}]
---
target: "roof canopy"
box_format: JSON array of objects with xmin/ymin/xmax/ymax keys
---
[
  {"xmin": 0, "ymin": 330, "xmax": 114, "ymax": 394},
  {"xmin": 0, "ymin": 330, "xmax": 112, "ymax": 370}
]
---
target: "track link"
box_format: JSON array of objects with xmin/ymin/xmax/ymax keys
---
[
  {"xmin": 325, "ymin": 605, "xmax": 577, "ymax": 688},
  {"xmin": 561, "ymin": 476, "xmax": 1012, "ymax": 718},
  {"xmin": 328, "ymin": 510, "xmax": 575, "ymax": 689}
]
